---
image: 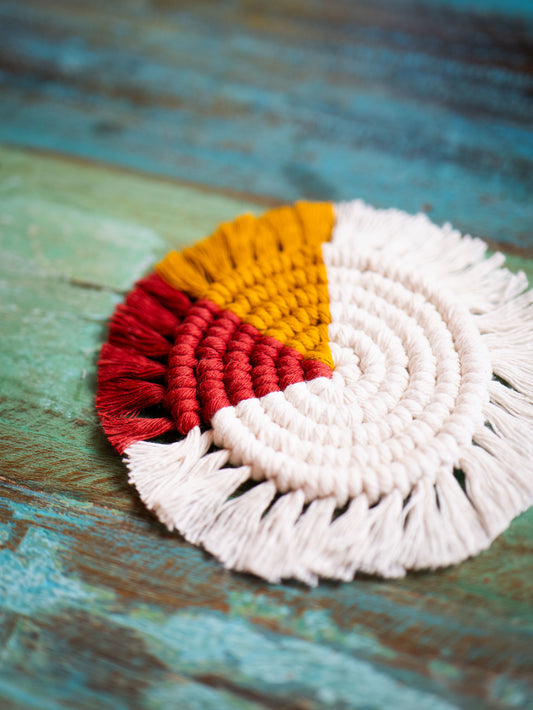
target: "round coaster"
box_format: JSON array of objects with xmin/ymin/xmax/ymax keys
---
[{"xmin": 97, "ymin": 200, "xmax": 533, "ymax": 584}]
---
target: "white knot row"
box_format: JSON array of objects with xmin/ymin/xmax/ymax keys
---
[{"xmin": 211, "ymin": 240, "xmax": 492, "ymax": 506}]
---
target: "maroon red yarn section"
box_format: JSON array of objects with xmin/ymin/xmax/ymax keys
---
[{"xmin": 97, "ymin": 273, "xmax": 332, "ymax": 454}]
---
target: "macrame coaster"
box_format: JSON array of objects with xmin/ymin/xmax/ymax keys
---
[{"xmin": 97, "ymin": 200, "xmax": 533, "ymax": 584}]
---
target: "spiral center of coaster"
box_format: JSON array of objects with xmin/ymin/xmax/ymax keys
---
[{"xmin": 210, "ymin": 245, "xmax": 493, "ymax": 505}]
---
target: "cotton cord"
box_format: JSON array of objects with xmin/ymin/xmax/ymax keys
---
[{"xmin": 97, "ymin": 200, "xmax": 533, "ymax": 584}]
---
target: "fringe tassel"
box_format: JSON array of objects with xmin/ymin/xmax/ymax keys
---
[
  {"xmin": 97, "ymin": 271, "xmax": 190, "ymax": 452},
  {"xmin": 136, "ymin": 272, "xmax": 192, "ymax": 317},
  {"xmin": 124, "ymin": 287, "xmax": 180, "ymax": 336},
  {"xmin": 125, "ymin": 424, "xmax": 531, "ymax": 584},
  {"xmin": 127, "ymin": 428, "xmax": 250, "ymax": 533},
  {"xmin": 101, "ymin": 415, "xmax": 175, "ymax": 455},
  {"xmin": 108, "ymin": 310, "xmax": 172, "ymax": 359},
  {"xmin": 98, "ymin": 344, "xmax": 167, "ymax": 382},
  {"xmin": 124, "ymin": 433, "xmax": 509, "ymax": 584}
]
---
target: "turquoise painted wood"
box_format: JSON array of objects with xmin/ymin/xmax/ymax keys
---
[
  {"xmin": 0, "ymin": 0, "xmax": 532, "ymax": 251},
  {"xmin": 1, "ymin": 0, "xmax": 533, "ymax": 707}
]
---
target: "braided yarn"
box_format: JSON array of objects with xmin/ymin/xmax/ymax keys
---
[{"xmin": 97, "ymin": 200, "xmax": 533, "ymax": 584}]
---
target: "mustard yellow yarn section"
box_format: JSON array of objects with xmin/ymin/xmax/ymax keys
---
[{"xmin": 156, "ymin": 202, "xmax": 335, "ymax": 367}]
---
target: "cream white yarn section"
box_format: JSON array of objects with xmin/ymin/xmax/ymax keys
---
[{"xmin": 126, "ymin": 201, "xmax": 533, "ymax": 584}]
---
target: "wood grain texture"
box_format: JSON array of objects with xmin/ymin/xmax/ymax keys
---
[
  {"xmin": 0, "ymin": 477, "xmax": 531, "ymax": 710},
  {"xmin": 1, "ymin": 145, "xmax": 532, "ymax": 710},
  {"xmin": 0, "ymin": 0, "xmax": 532, "ymax": 251},
  {"xmin": 1, "ymin": 0, "xmax": 533, "ymax": 707}
]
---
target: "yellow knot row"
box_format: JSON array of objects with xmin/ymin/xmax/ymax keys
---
[{"xmin": 156, "ymin": 201, "xmax": 335, "ymax": 367}]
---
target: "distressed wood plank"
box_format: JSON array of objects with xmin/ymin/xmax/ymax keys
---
[
  {"xmin": 0, "ymin": 480, "xmax": 531, "ymax": 710},
  {"xmin": 0, "ymin": 0, "xmax": 532, "ymax": 250}
]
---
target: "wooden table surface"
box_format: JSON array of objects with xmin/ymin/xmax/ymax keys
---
[{"xmin": 1, "ymin": 1, "xmax": 532, "ymax": 708}]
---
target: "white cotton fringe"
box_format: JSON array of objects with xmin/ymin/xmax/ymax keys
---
[{"xmin": 125, "ymin": 201, "xmax": 533, "ymax": 585}]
